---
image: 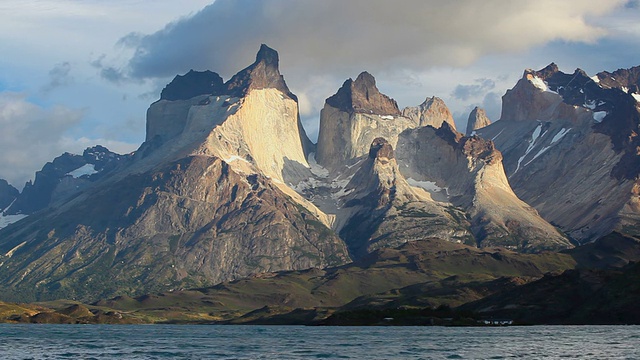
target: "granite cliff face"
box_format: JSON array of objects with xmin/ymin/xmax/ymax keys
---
[
  {"xmin": 316, "ymin": 80, "xmax": 459, "ymax": 172},
  {"xmin": 315, "ymin": 72, "xmax": 409, "ymax": 171},
  {"xmin": 0, "ymin": 45, "xmax": 347, "ymax": 301},
  {"xmin": 466, "ymin": 107, "xmax": 492, "ymax": 135},
  {"xmin": 144, "ymin": 44, "xmax": 312, "ymax": 184},
  {"xmin": 338, "ymin": 138, "xmax": 473, "ymax": 257},
  {"xmin": 6, "ymin": 47, "xmax": 624, "ymax": 304},
  {"xmin": 476, "ymin": 64, "xmax": 640, "ymax": 242},
  {"xmin": 306, "ymin": 74, "xmax": 570, "ymax": 253},
  {"xmin": 395, "ymin": 123, "xmax": 570, "ymax": 251}
]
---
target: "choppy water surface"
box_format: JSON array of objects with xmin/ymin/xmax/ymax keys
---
[{"xmin": 0, "ymin": 325, "xmax": 638, "ymax": 359}]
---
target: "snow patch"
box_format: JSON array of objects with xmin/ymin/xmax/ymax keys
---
[
  {"xmin": 525, "ymin": 146, "xmax": 550, "ymax": 166},
  {"xmin": 529, "ymin": 76, "xmax": 548, "ymax": 91},
  {"xmin": 307, "ymin": 153, "xmax": 329, "ymax": 178},
  {"xmin": 590, "ymin": 75, "xmax": 600, "ymax": 84},
  {"xmin": 224, "ymin": 155, "xmax": 249, "ymax": 164},
  {"xmin": 67, "ymin": 164, "xmax": 98, "ymax": 178},
  {"xmin": 622, "ymin": 86, "xmax": 629, "ymax": 93},
  {"xmin": 593, "ymin": 111, "xmax": 607, "ymax": 123},
  {"xmin": 491, "ymin": 128, "xmax": 505, "ymax": 141},
  {"xmin": 407, "ymin": 178, "xmax": 442, "ymax": 192},
  {"xmin": 3, "ymin": 199, "xmax": 16, "ymax": 213},
  {"xmin": 584, "ymin": 100, "xmax": 596, "ymax": 110},
  {"xmin": 378, "ymin": 115, "xmax": 394, "ymax": 120},
  {"xmin": 345, "ymin": 159, "xmax": 365, "ymax": 170},
  {"xmin": 0, "ymin": 213, "xmax": 28, "ymax": 230},
  {"xmin": 407, "ymin": 178, "xmax": 449, "ymax": 198},
  {"xmin": 513, "ymin": 123, "xmax": 543, "ymax": 175},
  {"xmin": 551, "ymin": 128, "xmax": 571, "ymax": 144},
  {"xmin": 632, "ymin": 93, "xmax": 640, "ymax": 103}
]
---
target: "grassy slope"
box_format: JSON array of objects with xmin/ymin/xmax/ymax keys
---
[
  {"xmin": 83, "ymin": 239, "xmax": 576, "ymax": 323},
  {"xmin": 3, "ymin": 234, "xmax": 638, "ymax": 325}
]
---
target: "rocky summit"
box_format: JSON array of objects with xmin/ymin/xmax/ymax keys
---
[
  {"xmin": 0, "ymin": 45, "xmax": 638, "ymax": 307},
  {"xmin": 466, "ymin": 107, "xmax": 492, "ymax": 135},
  {"xmin": 476, "ymin": 63, "xmax": 640, "ymax": 242}
]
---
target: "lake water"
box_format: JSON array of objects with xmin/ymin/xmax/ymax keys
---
[{"xmin": 0, "ymin": 325, "xmax": 638, "ymax": 359}]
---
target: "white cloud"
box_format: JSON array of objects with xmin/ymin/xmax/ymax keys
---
[{"xmin": 0, "ymin": 92, "xmax": 137, "ymax": 188}]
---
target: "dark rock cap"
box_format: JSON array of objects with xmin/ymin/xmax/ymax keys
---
[
  {"xmin": 224, "ymin": 44, "xmax": 296, "ymax": 100},
  {"xmin": 326, "ymin": 71, "xmax": 400, "ymax": 116},
  {"xmin": 158, "ymin": 44, "xmax": 296, "ymax": 101},
  {"xmin": 160, "ymin": 70, "xmax": 224, "ymax": 101},
  {"xmin": 369, "ymin": 137, "xmax": 394, "ymax": 159}
]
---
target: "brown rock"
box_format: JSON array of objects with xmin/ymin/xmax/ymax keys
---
[
  {"xmin": 326, "ymin": 72, "xmax": 400, "ymax": 116},
  {"xmin": 465, "ymin": 107, "xmax": 492, "ymax": 135}
]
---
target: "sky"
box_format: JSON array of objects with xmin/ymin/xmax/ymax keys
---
[{"xmin": 1, "ymin": 0, "xmax": 639, "ymax": 189}]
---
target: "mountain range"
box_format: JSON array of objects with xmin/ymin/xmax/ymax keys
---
[{"xmin": 0, "ymin": 45, "xmax": 639, "ymax": 324}]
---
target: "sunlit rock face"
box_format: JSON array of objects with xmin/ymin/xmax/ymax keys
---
[
  {"xmin": 337, "ymin": 137, "xmax": 474, "ymax": 257},
  {"xmin": 402, "ymin": 96, "xmax": 457, "ymax": 131},
  {"xmin": 395, "ymin": 123, "xmax": 571, "ymax": 252},
  {"xmin": 316, "ymin": 76, "xmax": 460, "ymax": 173},
  {"xmin": 466, "ymin": 106, "xmax": 492, "ymax": 135},
  {"xmin": 0, "ymin": 45, "xmax": 349, "ymax": 302}
]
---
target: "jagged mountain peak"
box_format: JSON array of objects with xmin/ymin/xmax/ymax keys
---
[
  {"xmin": 224, "ymin": 44, "xmax": 295, "ymax": 100},
  {"xmin": 478, "ymin": 63, "xmax": 640, "ymax": 242},
  {"xmin": 157, "ymin": 45, "xmax": 291, "ymax": 103},
  {"xmin": 4, "ymin": 146, "xmax": 130, "ymax": 216},
  {"xmin": 434, "ymin": 121, "xmax": 464, "ymax": 146},
  {"xmin": 402, "ymin": 96, "xmax": 457, "ymax": 131},
  {"xmin": 466, "ymin": 106, "xmax": 492, "ymax": 135},
  {"xmin": 255, "ymin": 43, "xmax": 279, "ymax": 66},
  {"xmin": 325, "ymin": 71, "xmax": 400, "ymax": 116},
  {"xmin": 368, "ymin": 137, "xmax": 394, "ymax": 160},
  {"xmin": 514, "ymin": 64, "xmax": 640, "ymax": 175},
  {"xmin": 524, "ymin": 62, "xmax": 559, "ymax": 79},
  {"xmin": 595, "ymin": 65, "xmax": 640, "ymax": 93}
]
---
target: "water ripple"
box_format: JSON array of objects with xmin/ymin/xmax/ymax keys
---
[{"xmin": 0, "ymin": 325, "xmax": 638, "ymax": 359}]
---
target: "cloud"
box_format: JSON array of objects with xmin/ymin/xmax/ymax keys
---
[
  {"xmin": 625, "ymin": 0, "xmax": 639, "ymax": 8},
  {"xmin": 0, "ymin": 92, "xmax": 138, "ymax": 188},
  {"xmin": 42, "ymin": 62, "xmax": 73, "ymax": 93},
  {"xmin": 452, "ymin": 79, "xmax": 496, "ymax": 101},
  {"xmin": 111, "ymin": 0, "xmax": 625, "ymax": 82}
]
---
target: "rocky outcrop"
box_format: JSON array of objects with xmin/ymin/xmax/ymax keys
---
[
  {"xmin": 144, "ymin": 45, "xmax": 312, "ymax": 184},
  {"xmin": 465, "ymin": 107, "xmax": 492, "ymax": 135},
  {"xmin": 5, "ymin": 146, "xmax": 129, "ymax": 216},
  {"xmin": 326, "ymin": 72, "xmax": 400, "ymax": 116},
  {"xmin": 594, "ymin": 65, "xmax": 640, "ymax": 93},
  {"xmin": 0, "ymin": 45, "xmax": 345, "ymax": 302},
  {"xmin": 0, "ymin": 180, "xmax": 18, "ymax": 212},
  {"xmin": 315, "ymin": 72, "xmax": 418, "ymax": 171},
  {"xmin": 476, "ymin": 64, "xmax": 640, "ymax": 242},
  {"xmin": 396, "ymin": 123, "xmax": 571, "ymax": 252},
  {"xmin": 339, "ymin": 138, "xmax": 473, "ymax": 257},
  {"xmin": 225, "ymin": 44, "xmax": 297, "ymax": 100},
  {"xmin": 402, "ymin": 96, "xmax": 457, "ymax": 131},
  {"xmin": 160, "ymin": 70, "xmax": 224, "ymax": 101}
]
